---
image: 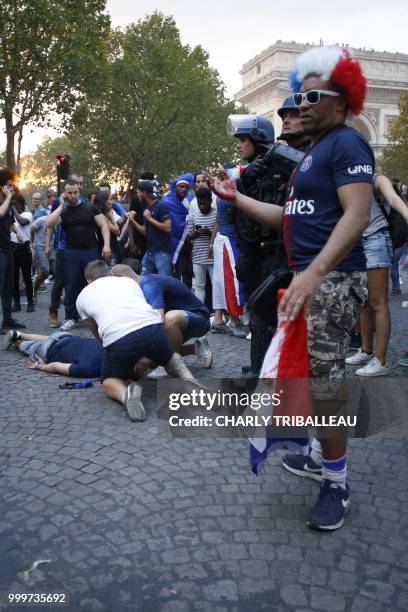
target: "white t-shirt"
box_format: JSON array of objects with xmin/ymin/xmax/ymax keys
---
[
  {"xmin": 13, "ymin": 211, "xmax": 33, "ymax": 243},
  {"xmin": 76, "ymin": 276, "xmax": 161, "ymax": 347}
]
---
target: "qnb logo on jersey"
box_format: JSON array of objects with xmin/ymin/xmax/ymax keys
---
[
  {"xmin": 284, "ymin": 188, "xmax": 315, "ymax": 215},
  {"xmin": 347, "ymin": 164, "xmax": 373, "ymax": 175}
]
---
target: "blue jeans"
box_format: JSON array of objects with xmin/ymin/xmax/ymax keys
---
[
  {"xmin": 64, "ymin": 248, "xmax": 99, "ymax": 320},
  {"xmin": 391, "ymin": 243, "xmax": 407, "ymax": 289},
  {"xmin": 142, "ymin": 250, "xmax": 172, "ymax": 276},
  {"xmin": 0, "ymin": 248, "xmax": 14, "ymax": 324}
]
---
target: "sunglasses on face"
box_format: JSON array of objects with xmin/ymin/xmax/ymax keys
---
[{"xmin": 293, "ymin": 90, "xmax": 340, "ymax": 106}]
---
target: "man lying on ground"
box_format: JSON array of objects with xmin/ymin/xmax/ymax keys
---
[
  {"xmin": 111, "ymin": 261, "xmax": 212, "ymax": 378},
  {"xmin": 76, "ymin": 259, "xmax": 198, "ymax": 422},
  {"xmin": 4, "ymin": 330, "xmax": 102, "ymax": 378}
]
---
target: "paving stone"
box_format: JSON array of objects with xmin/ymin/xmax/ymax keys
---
[
  {"xmin": 203, "ymin": 580, "xmax": 238, "ymax": 602},
  {"xmin": 281, "ymin": 584, "xmax": 308, "ymax": 607}
]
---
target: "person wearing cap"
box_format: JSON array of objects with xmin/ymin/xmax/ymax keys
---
[
  {"xmin": 212, "ymin": 46, "xmax": 374, "ymax": 531},
  {"xmin": 277, "ymin": 95, "xmax": 311, "ymax": 152},
  {"xmin": 126, "ymin": 180, "xmax": 172, "ymax": 276},
  {"xmin": 227, "ymin": 114, "xmax": 299, "ymax": 377}
]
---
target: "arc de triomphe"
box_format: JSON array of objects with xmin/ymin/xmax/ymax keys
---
[{"xmin": 235, "ymin": 41, "xmax": 408, "ymax": 156}]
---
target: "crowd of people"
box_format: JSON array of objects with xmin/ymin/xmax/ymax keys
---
[{"xmin": 1, "ymin": 44, "xmax": 408, "ymax": 532}]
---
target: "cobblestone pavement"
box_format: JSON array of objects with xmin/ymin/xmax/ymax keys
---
[{"xmin": 1, "ymin": 271, "xmax": 408, "ymax": 612}]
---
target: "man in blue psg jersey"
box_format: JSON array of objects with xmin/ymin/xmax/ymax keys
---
[{"xmin": 211, "ymin": 46, "xmax": 373, "ymax": 531}]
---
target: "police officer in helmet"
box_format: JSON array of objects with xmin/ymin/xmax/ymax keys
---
[
  {"xmin": 229, "ymin": 108, "xmax": 308, "ymax": 377},
  {"xmin": 277, "ymin": 96, "xmax": 311, "ymax": 151}
]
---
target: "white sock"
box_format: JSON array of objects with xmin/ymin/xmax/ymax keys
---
[
  {"xmin": 309, "ymin": 437, "xmax": 322, "ymax": 466},
  {"xmin": 321, "ymin": 455, "xmax": 347, "ymax": 489}
]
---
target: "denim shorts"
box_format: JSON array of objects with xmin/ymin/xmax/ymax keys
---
[
  {"xmin": 34, "ymin": 245, "xmax": 49, "ymax": 272},
  {"xmin": 182, "ymin": 311, "xmax": 211, "ymax": 342},
  {"xmin": 19, "ymin": 332, "xmax": 72, "ymax": 360},
  {"xmin": 362, "ymin": 228, "xmax": 393, "ymax": 269},
  {"xmin": 100, "ymin": 324, "xmax": 173, "ymax": 381}
]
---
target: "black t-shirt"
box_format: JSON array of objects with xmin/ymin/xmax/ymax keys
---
[
  {"xmin": 144, "ymin": 199, "xmax": 172, "ymax": 253},
  {"xmin": 0, "ymin": 201, "xmax": 14, "ymax": 250},
  {"xmin": 60, "ymin": 202, "xmax": 101, "ymax": 249}
]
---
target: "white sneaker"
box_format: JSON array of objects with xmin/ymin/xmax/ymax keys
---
[
  {"xmin": 60, "ymin": 319, "xmax": 78, "ymax": 331},
  {"xmin": 356, "ymin": 357, "xmax": 390, "ymax": 377},
  {"xmin": 246, "ymin": 332, "xmax": 251, "ymax": 341},
  {"xmin": 146, "ymin": 366, "xmax": 169, "ymax": 380},
  {"xmin": 124, "ymin": 382, "xmax": 146, "ymax": 421},
  {"xmin": 195, "ymin": 336, "xmax": 213, "ymax": 368},
  {"xmin": 345, "ymin": 348, "xmax": 372, "ymax": 365}
]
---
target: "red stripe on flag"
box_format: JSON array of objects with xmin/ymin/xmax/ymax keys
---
[{"xmin": 223, "ymin": 244, "xmax": 243, "ymax": 317}]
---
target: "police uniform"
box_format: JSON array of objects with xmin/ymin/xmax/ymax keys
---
[{"xmin": 236, "ymin": 142, "xmax": 310, "ymax": 374}]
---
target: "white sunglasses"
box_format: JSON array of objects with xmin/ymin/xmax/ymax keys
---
[{"xmin": 293, "ymin": 90, "xmax": 340, "ymax": 106}]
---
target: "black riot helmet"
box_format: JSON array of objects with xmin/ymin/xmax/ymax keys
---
[
  {"xmin": 276, "ymin": 96, "xmax": 304, "ymax": 143},
  {"xmin": 227, "ymin": 114, "xmax": 275, "ymax": 148},
  {"xmin": 277, "ymin": 95, "xmax": 299, "ymax": 119}
]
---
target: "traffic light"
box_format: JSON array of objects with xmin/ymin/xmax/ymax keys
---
[{"xmin": 56, "ymin": 154, "xmax": 70, "ymax": 180}]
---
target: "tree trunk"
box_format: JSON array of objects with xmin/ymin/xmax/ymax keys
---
[
  {"xmin": 16, "ymin": 125, "xmax": 24, "ymax": 172},
  {"xmin": 5, "ymin": 115, "xmax": 17, "ymax": 171}
]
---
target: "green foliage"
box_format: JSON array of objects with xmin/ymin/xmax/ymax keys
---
[
  {"xmin": 0, "ymin": 0, "xmax": 110, "ymax": 168},
  {"xmin": 378, "ymin": 94, "xmax": 408, "ymax": 183},
  {"xmin": 20, "ymin": 132, "xmax": 98, "ymax": 190},
  {"xmin": 72, "ymin": 12, "xmax": 244, "ymax": 184}
]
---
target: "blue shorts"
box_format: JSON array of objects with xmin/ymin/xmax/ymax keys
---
[
  {"xmin": 100, "ymin": 324, "xmax": 173, "ymax": 382},
  {"xmin": 182, "ymin": 311, "xmax": 210, "ymax": 342},
  {"xmin": 363, "ymin": 228, "xmax": 393, "ymax": 269}
]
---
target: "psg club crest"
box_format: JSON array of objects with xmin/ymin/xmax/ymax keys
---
[{"xmin": 300, "ymin": 155, "xmax": 313, "ymax": 172}]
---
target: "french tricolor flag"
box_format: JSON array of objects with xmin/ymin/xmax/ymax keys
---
[{"xmin": 249, "ymin": 289, "xmax": 312, "ymax": 474}]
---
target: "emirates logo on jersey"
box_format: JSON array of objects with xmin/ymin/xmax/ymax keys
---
[
  {"xmin": 284, "ymin": 187, "xmax": 315, "ymax": 215},
  {"xmin": 299, "ymin": 155, "xmax": 313, "ymax": 172}
]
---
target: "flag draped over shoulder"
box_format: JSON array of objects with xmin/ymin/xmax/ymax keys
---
[
  {"xmin": 162, "ymin": 173, "xmax": 194, "ymax": 265},
  {"xmin": 249, "ymin": 289, "xmax": 312, "ymax": 475}
]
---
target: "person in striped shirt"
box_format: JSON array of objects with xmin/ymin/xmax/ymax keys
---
[{"xmin": 186, "ymin": 187, "xmax": 217, "ymax": 303}]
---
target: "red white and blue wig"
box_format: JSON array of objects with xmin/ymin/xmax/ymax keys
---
[{"xmin": 289, "ymin": 46, "xmax": 367, "ymax": 115}]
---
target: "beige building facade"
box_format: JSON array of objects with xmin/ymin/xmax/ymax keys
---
[{"xmin": 235, "ymin": 41, "xmax": 408, "ymax": 156}]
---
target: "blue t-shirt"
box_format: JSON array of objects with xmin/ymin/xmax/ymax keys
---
[
  {"xmin": 140, "ymin": 274, "xmax": 209, "ymax": 318},
  {"xmin": 217, "ymin": 198, "xmax": 237, "ymax": 241},
  {"xmin": 283, "ymin": 125, "xmax": 374, "ymax": 271},
  {"xmin": 33, "ymin": 207, "xmax": 48, "ymax": 219},
  {"xmin": 144, "ymin": 199, "xmax": 172, "ymax": 253},
  {"xmin": 47, "ymin": 336, "xmax": 102, "ymax": 378},
  {"xmin": 112, "ymin": 200, "xmax": 126, "ymax": 217}
]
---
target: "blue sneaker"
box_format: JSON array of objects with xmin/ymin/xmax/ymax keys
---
[
  {"xmin": 307, "ymin": 479, "xmax": 351, "ymax": 531},
  {"xmin": 282, "ymin": 453, "xmax": 322, "ymax": 482}
]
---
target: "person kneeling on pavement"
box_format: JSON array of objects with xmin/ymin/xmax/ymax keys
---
[
  {"xmin": 76, "ymin": 260, "xmax": 198, "ymax": 422},
  {"xmin": 111, "ymin": 261, "xmax": 212, "ymax": 378},
  {"xmin": 4, "ymin": 330, "xmax": 102, "ymax": 378}
]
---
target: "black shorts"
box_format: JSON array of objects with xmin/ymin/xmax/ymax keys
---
[{"xmin": 100, "ymin": 324, "xmax": 173, "ymax": 382}]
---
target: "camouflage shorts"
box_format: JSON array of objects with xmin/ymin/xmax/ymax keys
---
[{"xmin": 307, "ymin": 271, "xmax": 367, "ymax": 400}]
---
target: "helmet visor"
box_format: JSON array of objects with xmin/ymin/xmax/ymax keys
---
[{"xmin": 226, "ymin": 114, "xmax": 258, "ymax": 136}]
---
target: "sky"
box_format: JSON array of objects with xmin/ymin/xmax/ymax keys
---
[{"xmin": 2, "ymin": 0, "xmax": 408, "ymax": 156}]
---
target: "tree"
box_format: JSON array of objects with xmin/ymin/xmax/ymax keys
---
[
  {"xmin": 20, "ymin": 132, "xmax": 98, "ymax": 190},
  {"xmin": 72, "ymin": 12, "xmax": 243, "ymax": 185},
  {"xmin": 0, "ymin": 0, "xmax": 110, "ymax": 170},
  {"xmin": 379, "ymin": 94, "xmax": 408, "ymax": 183}
]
